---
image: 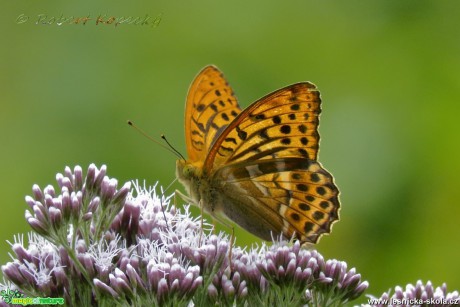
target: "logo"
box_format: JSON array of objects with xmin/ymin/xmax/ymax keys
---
[{"xmin": 1, "ymin": 288, "xmax": 64, "ymax": 306}]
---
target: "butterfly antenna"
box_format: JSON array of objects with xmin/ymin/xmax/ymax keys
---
[
  {"xmin": 127, "ymin": 120, "xmax": 182, "ymax": 159},
  {"xmin": 161, "ymin": 134, "xmax": 186, "ymax": 162}
]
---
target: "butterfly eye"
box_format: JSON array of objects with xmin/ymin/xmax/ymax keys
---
[{"xmin": 182, "ymin": 164, "xmax": 195, "ymax": 178}]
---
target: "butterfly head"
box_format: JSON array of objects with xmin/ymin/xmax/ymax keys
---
[
  {"xmin": 176, "ymin": 159, "xmax": 200, "ymax": 178},
  {"xmin": 176, "ymin": 159, "xmax": 204, "ymax": 202}
]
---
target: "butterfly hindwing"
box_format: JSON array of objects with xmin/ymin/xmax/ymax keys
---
[
  {"xmin": 185, "ymin": 66, "xmax": 242, "ymax": 163},
  {"xmin": 214, "ymin": 158, "xmax": 339, "ymax": 243},
  {"xmin": 204, "ymin": 82, "xmax": 321, "ymax": 172}
]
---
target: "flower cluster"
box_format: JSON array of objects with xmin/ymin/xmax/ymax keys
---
[
  {"xmin": 2, "ymin": 164, "xmax": 369, "ymax": 306},
  {"xmin": 365, "ymin": 280, "xmax": 460, "ymax": 307}
]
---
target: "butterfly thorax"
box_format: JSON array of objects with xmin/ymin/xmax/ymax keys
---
[{"xmin": 176, "ymin": 159, "xmax": 220, "ymax": 214}]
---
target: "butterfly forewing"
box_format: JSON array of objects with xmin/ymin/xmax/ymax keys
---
[
  {"xmin": 204, "ymin": 83, "xmax": 321, "ymax": 171},
  {"xmin": 185, "ymin": 66, "xmax": 242, "ymax": 163}
]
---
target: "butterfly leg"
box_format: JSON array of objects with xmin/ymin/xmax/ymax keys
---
[
  {"xmin": 159, "ymin": 189, "xmax": 171, "ymax": 233},
  {"xmin": 175, "ymin": 189, "xmax": 234, "ymax": 267},
  {"xmin": 175, "ymin": 189, "xmax": 195, "ymax": 204},
  {"xmin": 175, "ymin": 189, "xmax": 204, "ymax": 245},
  {"xmin": 229, "ymin": 226, "xmax": 235, "ymax": 271},
  {"xmin": 208, "ymin": 213, "xmax": 235, "ymax": 270},
  {"xmin": 198, "ymin": 199, "xmax": 205, "ymax": 246}
]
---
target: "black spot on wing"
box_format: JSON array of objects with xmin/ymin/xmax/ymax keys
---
[
  {"xmin": 192, "ymin": 140, "xmax": 204, "ymax": 147},
  {"xmin": 299, "ymin": 203, "xmax": 310, "ymax": 211},
  {"xmin": 221, "ymin": 113, "xmax": 230, "ymax": 121},
  {"xmin": 296, "ymin": 184, "xmax": 308, "ymax": 192},
  {"xmin": 298, "ymin": 148, "xmax": 309, "ymax": 158},
  {"xmin": 316, "ymin": 187, "xmax": 326, "ymax": 196},
  {"xmin": 236, "ymin": 126, "xmax": 247, "ymax": 140},
  {"xmin": 225, "ymin": 137, "xmax": 237, "ymax": 144},
  {"xmin": 304, "ymin": 222, "xmax": 314, "ymax": 232},
  {"xmin": 310, "ymin": 173, "xmax": 320, "ymax": 182},
  {"xmin": 281, "ymin": 138, "xmax": 291, "ymax": 145},
  {"xmin": 197, "ymin": 122, "xmax": 206, "ymax": 133},
  {"xmin": 259, "ymin": 128, "xmax": 269, "ymax": 140},
  {"xmin": 253, "ymin": 113, "xmax": 266, "ymax": 120},
  {"xmin": 273, "ymin": 116, "xmax": 281, "ymax": 124},
  {"xmin": 280, "ymin": 125, "xmax": 291, "ymax": 134},
  {"xmin": 217, "ymin": 145, "xmax": 234, "ymax": 156},
  {"xmin": 290, "ymin": 104, "xmax": 300, "ymax": 111},
  {"xmin": 313, "ymin": 211, "xmax": 324, "ymax": 221},
  {"xmin": 298, "ymin": 124, "xmax": 307, "ymax": 133}
]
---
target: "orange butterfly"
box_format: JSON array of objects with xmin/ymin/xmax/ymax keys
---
[{"xmin": 176, "ymin": 65, "xmax": 339, "ymax": 244}]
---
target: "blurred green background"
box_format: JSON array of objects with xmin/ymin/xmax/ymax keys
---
[{"xmin": 1, "ymin": 0, "xmax": 459, "ymax": 303}]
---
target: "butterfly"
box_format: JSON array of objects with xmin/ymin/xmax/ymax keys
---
[{"xmin": 176, "ymin": 65, "xmax": 340, "ymax": 244}]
